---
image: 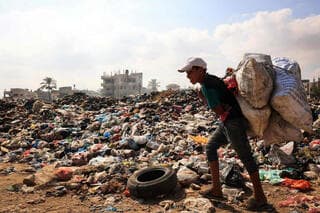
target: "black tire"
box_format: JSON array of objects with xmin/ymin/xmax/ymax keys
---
[{"xmin": 127, "ymin": 166, "xmax": 177, "ymax": 198}]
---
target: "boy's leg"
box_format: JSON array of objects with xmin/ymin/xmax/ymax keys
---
[
  {"xmin": 249, "ymin": 171, "xmax": 267, "ymax": 203},
  {"xmin": 208, "ymin": 160, "xmax": 222, "ymax": 197},
  {"xmin": 224, "ymin": 118, "xmax": 267, "ymax": 203},
  {"xmin": 204, "ymin": 124, "xmax": 228, "ymax": 197}
]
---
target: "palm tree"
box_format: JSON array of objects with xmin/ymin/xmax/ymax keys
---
[{"xmin": 39, "ymin": 77, "xmax": 57, "ymax": 102}]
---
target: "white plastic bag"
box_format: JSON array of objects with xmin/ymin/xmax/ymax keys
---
[
  {"xmin": 236, "ymin": 56, "xmax": 273, "ymax": 108},
  {"xmin": 263, "ymin": 112, "xmax": 303, "ymax": 146},
  {"xmin": 236, "ymin": 96, "xmax": 271, "ymax": 137}
]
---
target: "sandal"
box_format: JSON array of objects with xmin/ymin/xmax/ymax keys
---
[
  {"xmin": 246, "ymin": 197, "xmax": 270, "ymax": 211},
  {"xmin": 200, "ymin": 187, "xmax": 225, "ymax": 200}
]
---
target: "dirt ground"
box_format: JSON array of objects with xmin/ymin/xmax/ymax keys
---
[{"xmin": 0, "ymin": 163, "xmax": 319, "ymax": 213}]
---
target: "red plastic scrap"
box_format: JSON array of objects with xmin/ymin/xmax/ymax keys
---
[
  {"xmin": 53, "ymin": 140, "xmax": 60, "ymax": 147},
  {"xmin": 309, "ymin": 208, "xmax": 320, "ymax": 213},
  {"xmin": 40, "ymin": 162, "xmax": 48, "ymax": 168},
  {"xmin": 90, "ymin": 143, "xmax": 104, "ymax": 152},
  {"xmin": 223, "ymin": 76, "xmax": 238, "ymax": 95},
  {"xmin": 54, "ymin": 167, "xmax": 74, "ymax": 181},
  {"xmin": 123, "ymin": 188, "xmax": 130, "ymax": 197},
  {"xmin": 111, "ymin": 134, "xmax": 121, "ymax": 142},
  {"xmin": 184, "ymin": 105, "xmax": 193, "ymax": 112},
  {"xmin": 278, "ymin": 195, "xmax": 320, "ymax": 207},
  {"xmin": 310, "ymin": 139, "xmax": 320, "ymax": 149},
  {"xmin": 173, "ymin": 105, "xmax": 183, "ymax": 113},
  {"xmin": 282, "ymin": 178, "xmax": 311, "ymax": 191},
  {"xmin": 23, "ymin": 149, "xmax": 31, "ymax": 157},
  {"xmin": 71, "ymin": 175, "xmax": 85, "ymax": 183}
]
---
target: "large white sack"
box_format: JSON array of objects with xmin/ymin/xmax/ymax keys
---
[
  {"xmin": 272, "ymin": 57, "xmax": 301, "ymax": 80},
  {"xmin": 263, "ymin": 112, "xmax": 303, "ymax": 146},
  {"xmin": 236, "ymin": 96, "xmax": 271, "ymax": 137},
  {"xmin": 236, "ymin": 57, "xmax": 273, "ymax": 108},
  {"xmin": 244, "ymin": 53, "xmax": 273, "ymax": 63},
  {"xmin": 243, "ymin": 53, "xmax": 275, "ymax": 79},
  {"xmin": 270, "ymin": 66, "xmax": 312, "ymax": 132}
]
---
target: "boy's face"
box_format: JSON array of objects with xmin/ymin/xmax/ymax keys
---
[{"xmin": 186, "ymin": 67, "xmax": 204, "ymax": 84}]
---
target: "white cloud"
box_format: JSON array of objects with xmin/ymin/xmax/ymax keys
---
[
  {"xmin": 213, "ymin": 9, "xmax": 320, "ymax": 79},
  {"xmin": 0, "ymin": 6, "xmax": 319, "ymax": 95}
]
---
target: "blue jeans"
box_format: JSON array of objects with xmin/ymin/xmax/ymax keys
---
[{"xmin": 206, "ymin": 117, "xmax": 258, "ymax": 174}]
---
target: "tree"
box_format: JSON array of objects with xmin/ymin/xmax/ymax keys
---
[
  {"xmin": 311, "ymin": 86, "xmax": 320, "ymax": 98},
  {"xmin": 39, "ymin": 77, "xmax": 57, "ymax": 102}
]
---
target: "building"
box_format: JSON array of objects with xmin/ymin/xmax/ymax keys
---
[
  {"xmin": 34, "ymin": 90, "xmax": 54, "ymax": 102},
  {"xmin": 302, "ymin": 79, "xmax": 311, "ymax": 96},
  {"xmin": 101, "ymin": 70, "xmax": 143, "ymax": 98},
  {"xmin": 59, "ymin": 86, "xmax": 73, "ymax": 97},
  {"xmin": 2, "ymin": 86, "xmax": 75, "ymax": 102},
  {"xmin": 147, "ymin": 79, "xmax": 160, "ymax": 92},
  {"xmin": 3, "ymin": 88, "xmax": 37, "ymax": 100},
  {"xmin": 166, "ymin": 83, "xmax": 180, "ymax": 91},
  {"xmin": 301, "ymin": 78, "xmax": 320, "ymax": 97}
]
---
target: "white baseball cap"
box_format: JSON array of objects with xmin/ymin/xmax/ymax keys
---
[{"xmin": 178, "ymin": 57, "xmax": 207, "ymax": 72}]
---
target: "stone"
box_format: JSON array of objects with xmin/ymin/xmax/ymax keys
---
[
  {"xmin": 23, "ymin": 175, "xmax": 36, "ymax": 186},
  {"xmin": 304, "ymin": 171, "xmax": 318, "ymax": 180},
  {"xmin": 159, "ymin": 200, "xmax": 175, "ymax": 211},
  {"xmin": 177, "ymin": 167, "xmax": 199, "ymax": 186},
  {"xmin": 34, "ymin": 165, "xmax": 56, "ymax": 187},
  {"xmin": 190, "ymin": 183, "xmax": 201, "ymax": 190},
  {"xmin": 21, "ymin": 185, "xmax": 35, "ymax": 193},
  {"xmin": 183, "ymin": 197, "xmax": 215, "ymax": 213},
  {"xmin": 26, "ymin": 197, "xmax": 45, "ymax": 204}
]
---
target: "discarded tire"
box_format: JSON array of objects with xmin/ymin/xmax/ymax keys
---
[{"xmin": 127, "ymin": 166, "xmax": 177, "ymax": 198}]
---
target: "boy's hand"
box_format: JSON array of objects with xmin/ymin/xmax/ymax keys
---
[{"xmin": 219, "ymin": 111, "xmax": 229, "ymax": 122}]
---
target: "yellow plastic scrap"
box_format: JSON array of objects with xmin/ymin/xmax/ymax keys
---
[
  {"xmin": 188, "ymin": 135, "xmax": 208, "ymax": 144},
  {"xmin": 30, "ymin": 124, "xmax": 37, "ymax": 130}
]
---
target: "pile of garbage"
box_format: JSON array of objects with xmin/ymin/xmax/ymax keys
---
[{"xmin": 0, "ymin": 85, "xmax": 320, "ymax": 211}]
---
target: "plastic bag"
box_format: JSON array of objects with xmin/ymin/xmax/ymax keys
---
[
  {"xmin": 221, "ymin": 163, "xmax": 244, "ymax": 188},
  {"xmin": 267, "ymin": 144, "xmax": 296, "ymax": 166}
]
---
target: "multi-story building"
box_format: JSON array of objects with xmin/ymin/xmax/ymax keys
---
[{"xmin": 101, "ymin": 70, "xmax": 142, "ymax": 98}]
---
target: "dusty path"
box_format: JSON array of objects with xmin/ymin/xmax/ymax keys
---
[{"xmin": 0, "ymin": 163, "xmax": 319, "ymax": 213}]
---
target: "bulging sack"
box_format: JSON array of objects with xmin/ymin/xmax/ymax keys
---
[
  {"xmin": 272, "ymin": 57, "xmax": 301, "ymax": 80},
  {"xmin": 236, "ymin": 96, "xmax": 271, "ymax": 137},
  {"xmin": 270, "ymin": 65, "xmax": 312, "ymax": 132},
  {"xmin": 263, "ymin": 112, "xmax": 303, "ymax": 146},
  {"xmin": 243, "ymin": 53, "xmax": 275, "ymax": 80},
  {"xmin": 236, "ymin": 55, "xmax": 274, "ymax": 108}
]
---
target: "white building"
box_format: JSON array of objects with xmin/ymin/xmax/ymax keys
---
[{"xmin": 101, "ymin": 70, "xmax": 143, "ymax": 98}]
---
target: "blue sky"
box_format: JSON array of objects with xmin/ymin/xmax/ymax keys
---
[
  {"xmin": 1, "ymin": 0, "xmax": 318, "ymax": 29},
  {"xmin": 0, "ymin": 0, "xmax": 320, "ymax": 93}
]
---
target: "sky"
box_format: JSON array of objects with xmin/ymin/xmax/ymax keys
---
[{"xmin": 0, "ymin": 0, "xmax": 320, "ymax": 94}]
